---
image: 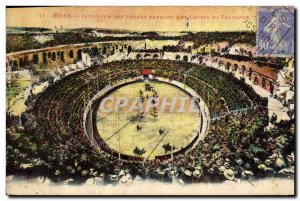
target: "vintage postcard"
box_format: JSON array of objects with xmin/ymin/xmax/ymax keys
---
[{"xmin": 6, "ymin": 6, "xmax": 295, "ymax": 196}]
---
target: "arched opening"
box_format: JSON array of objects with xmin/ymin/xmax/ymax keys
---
[
  {"xmin": 199, "ymin": 56, "xmax": 204, "ymax": 64},
  {"xmin": 57, "ymin": 51, "xmax": 61, "ymax": 59},
  {"xmin": 233, "ymin": 63, "xmax": 238, "ymax": 71},
  {"xmin": 153, "ymin": 54, "xmax": 159, "ymax": 59},
  {"xmin": 127, "ymin": 45, "xmax": 133, "ymax": 54},
  {"xmin": 111, "ymin": 49, "xmax": 115, "ymax": 55},
  {"xmin": 77, "ymin": 49, "xmax": 82, "ymax": 60},
  {"xmin": 91, "ymin": 47, "xmax": 98, "ymax": 56},
  {"xmin": 191, "ymin": 56, "xmax": 196, "ymax": 61},
  {"xmin": 69, "ymin": 50, "xmax": 74, "ymax": 58},
  {"xmin": 175, "ymin": 55, "xmax": 181, "ymax": 61},
  {"xmin": 248, "ymin": 51, "xmax": 253, "ymax": 58},
  {"xmin": 226, "ymin": 62, "xmax": 231, "ymax": 71},
  {"xmin": 187, "ymin": 46, "xmax": 192, "ymax": 52},
  {"xmin": 19, "ymin": 57, "xmax": 24, "ymax": 67},
  {"xmin": 241, "ymin": 65, "xmax": 246, "ymax": 75},
  {"xmin": 239, "ymin": 48, "xmax": 244, "ymax": 55},
  {"xmin": 144, "ymin": 54, "xmax": 151, "ymax": 59},
  {"xmin": 51, "ymin": 52, "xmax": 56, "ymax": 61},
  {"xmin": 102, "ymin": 47, "xmax": 107, "ymax": 55},
  {"xmin": 183, "ymin": 55, "xmax": 188, "ymax": 62},
  {"xmin": 42, "ymin": 52, "xmax": 47, "ymax": 64},
  {"xmin": 262, "ymin": 78, "xmax": 266, "ymax": 88},
  {"xmin": 12, "ymin": 60, "xmax": 19, "ymax": 71},
  {"xmin": 33, "ymin": 54, "xmax": 39, "ymax": 64},
  {"xmin": 48, "ymin": 52, "xmax": 51, "ymax": 59},
  {"xmin": 269, "ymin": 81, "xmax": 274, "ymax": 95},
  {"xmin": 23, "ymin": 56, "xmax": 29, "ymax": 66},
  {"xmin": 61, "ymin": 51, "xmax": 65, "ymax": 61},
  {"xmin": 162, "ymin": 45, "xmax": 167, "ymax": 52},
  {"xmin": 218, "ymin": 60, "xmax": 224, "ymax": 67},
  {"xmin": 248, "ymin": 67, "xmax": 253, "ymax": 78},
  {"xmin": 254, "ymin": 77, "xmax": 259, "ymax": 85},
  {"xmin": 136, "ymin": 54, "xmax": 141, "ymax": 60}
]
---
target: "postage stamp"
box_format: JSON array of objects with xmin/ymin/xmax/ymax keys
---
[{"xmin": 257, "ymin": 7, "xmax": 294, "ymax": 56}]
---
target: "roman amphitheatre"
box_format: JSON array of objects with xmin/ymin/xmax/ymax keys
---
[{"xmin": 6, "ymin": 29, "xmax": 295, "ymax": 187}]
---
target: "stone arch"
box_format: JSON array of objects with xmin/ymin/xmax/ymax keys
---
[
  {"xmin": 262, "ymin": 77, "xmax": 266, "ymax": 88},
  {"xmin": 69, "ymin": 50, "xmax": 74, "ymax": 58},
  {"xmin": 51, "ymin": 52, "xmax": 56, "ymax": 60},
  {"xmin": 198, "ymin": 56, "xmax": 204, "ymax": 64},
  {"xmin": 233, "ymin": 63, "xmax": 238, "ymax": 71},
  {"xmin": 254, "ymin": 76, "xmax": 259, "ymax": 85},
  {"xmin": 269, "ymin": 81, "xmax": 274, "ymax": 94},
  {"xmin": 144, "ymin": 53, "xmax": 151, "ymax": 59},
  {"xmin": 61, "ymin": 51, "xmax": 65, "ymax": 61},
  {"xmin": 91, "ymin": 46, "xmax": 98, "ymax": 55},
  {"xmin": 111, "ymin": 48, "xmax": 115, "ymax": 55},
  {"xmin": 153, "ymin": 54, "xmax": 159, "ymax": 59},
  {"xmin": 77, "ymin": 49, "xmax": 82, "ymax": 60},
  {"xmin": 175, "ymin": 55, "xmax": 181, "ymax": 61},
  {"xmin": 248, "ymin": 67, "xmax": 253, "ymax": 78},
  {"xmin": 127, "ymin": 45, "xmax": 133, "ymax": 54},
  {"xmin": 12, "ymin": 59, "xmax": 19, "ymax": 71},
  {"xmin": 183, "ymin": 55, "xmax": 188, "ymax": 62},
  {"xmin": 226, "ymin": 62, "xmax": 231, "ymax": 71},
  {"xmin": 102, "ymin": 47, "xmax": 107, "ymax": 55},
  {"xmin": 188, "ymin": 46, "xmax": 192, "ymax": 52},
  {"xmin": 23, "ymin": 56, "xmax": 29, "ymax": 66},
  {"xmin": 248, "ymin": 51, "xmax": 253, "ymax": 57},
  {"xmin": 42, "ymin": 52, "xmax": 47, "ymax": 64},
  {"xmin": 218, "ymin": 60, "xmax": 224, "ymax": 67},
  {"xmin": 163, "ymin": 45, "xmax": 167, "ymax": 52},
  {"xmin": 19, "ymin": 57, "xmax": 24, "ymax": 67},
  {"xmin": 136, "ymin": 54, "xmax": 142, "ymax": 60},
  {"xmin": 241, "ymin": 65, "xmax": 246, "ymax": 75},
  {"xmin": 33, "ymin": 54, "xmax": 39, "ymax": 64},
  {"xmin": 6, "ymin": 59, "xmax": 9, "ymax": 70}
]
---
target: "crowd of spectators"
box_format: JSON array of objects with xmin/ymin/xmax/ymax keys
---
[{"xmin": 6, "ymin": 59, "xmax": 294, "ymax": 185}]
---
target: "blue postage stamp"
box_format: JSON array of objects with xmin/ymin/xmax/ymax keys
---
[{"xmin": 257, "ymin": 7, "xmax": 294, "ymax": 56}]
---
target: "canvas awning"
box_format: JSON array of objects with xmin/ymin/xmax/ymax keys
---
[{"xmin": 141, "ymin": 69, "xmax": 152, "ymax": 75}]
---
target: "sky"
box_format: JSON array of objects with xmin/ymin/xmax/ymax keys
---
[{"xmin": 6, "ymin": 6, "xmax": 257, "ymax": 32}]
